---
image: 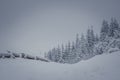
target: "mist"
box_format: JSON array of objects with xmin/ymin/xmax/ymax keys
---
[{"xmin": 0, "ymin": 0, "xmax": 120, "ymax": 55}]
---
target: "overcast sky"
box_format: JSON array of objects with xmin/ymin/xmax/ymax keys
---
[{"xmin": 0, "ymin": 0, "xmax": 120, "ymax": 55}]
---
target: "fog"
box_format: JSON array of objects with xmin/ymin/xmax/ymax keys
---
[{"xmin": 0, "ymin": 0, "xmax": 120, "ymax": 55}]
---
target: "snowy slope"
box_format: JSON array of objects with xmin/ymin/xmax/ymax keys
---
[{"xmin": 0, "ymin": 51, "xmax": 120, "ymax": 80}]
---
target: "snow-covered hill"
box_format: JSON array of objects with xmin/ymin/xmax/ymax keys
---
[{"xmin": 0, "ymin": 51, "xmax": 120, "ymax": 80}]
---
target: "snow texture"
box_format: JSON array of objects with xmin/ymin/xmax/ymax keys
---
[{"xmin": 0, "ymin": 51, "xmax": 120, "ymax": 80}]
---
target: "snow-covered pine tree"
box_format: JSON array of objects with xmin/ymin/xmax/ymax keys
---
[
  {"xmin": 86, "ymin": 27, "xmax": 96, "ymax": 58},
  {"xmin": 63, "ymin": 42, "xmax": 71, "ymax": 63},
  {"xmin": 95, "ymin": 33, "xmax": 99, "ymax": 44},
  {"xmin": 62, "ymin": 44, "xmax": 69, "ymax": 63},
  {"xmin": 75, "ymin": 34, "xmax": 81, "ymax": 57},
  {"xmin": 66, "ymin": 41, "xmax": 72, "ymax": 63},
  {"xmin": 100, "ymin": 20, "xmax": 109, "ymax": 41},
  {"xmin": 108, "ymin": 18, "xmax": 120, "ymax": 38},
  {"xmin": 55, "ymin": 45, "xmax": 61, "ymax": 62},
  {"xmin": 62, "ymin": 41, "xmax": 78, "ymax": 64},
  {"xmin": 71, "ymin": 41, "xmax": 80, "ymax": 63},
  {"xmin": 75, "ymin": 34, "xmax": 80, "ymax": 48},
  {"xmin": 61, "ymin": 44, "xmax": 65, "ymax": 53},
  {"xmin": 68, "ymin": 41, "xmax": 71, "ymax": 53},
  {"xmin": 86, "ymin": 28, "xmax": 95, "ymax": 48},
  {"xmin": 90, "ymin": 27, "xmax": 95, "ymax": 44},
  {"xmin": 79, "ymin": 34, "xmax": 88, "ymax": 60},
  {"xmin": 50, "ymin": 48, "xmax": 57, "ymax": 62},
  {"xmin": 59, "ymin": 44, "xmax": 65, "ymax": 63},
  {"xmin": 46, "ymin": 45, "xmax": 63, "ymax": 63},
  {"xmin": 71, "ymin": 41, "xmax": 75, "ymax": 50},
  {"xmin": 74, "ymin": 34, "xmax": 82, "ymax": 61}
]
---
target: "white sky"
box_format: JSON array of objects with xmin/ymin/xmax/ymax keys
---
[{"xmin": 0, "ymin": 0, "xmax": 120, "ymax": 55}]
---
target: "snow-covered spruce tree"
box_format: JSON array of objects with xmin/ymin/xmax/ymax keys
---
[
  {"xmin": 75, "ymin": 34, "xmax": 80, "ymax": 49},
  {"xmin": 79, "ymin": 34, "xmax": 88, "ymax": 60},
  {"xmin": 56, "ymin": 45, "xmax": 62, "ymax": 62},
  {"xmin": 46, "ymin": 49, "xmax": 53, "ymax": 61},
  {"xmin": 108, "ymin": 18, "xmax": 120, "ymax": 38},
  {"xmin": 50, "ymin": 46, "xmax": 62, "ymax": 62},
  {"xmin": 95, "ymin": 18, "xmax": 120, "ymax": 55},
  {"xmin": 49, "ymin": 48, "xmax": 56, "ymax": 62},
  {"xmin": 62, "ymin": 42, "xmax": 71, "ymax": 63},
  {"xmin": 58, "ymin": 44, "xmax": 64, "ymax": 63},
  {"xmin": 62, "ymin": 43, "xmax": 69, "ymax": 63},
  {"xmin": 67, "ymin": 41, "xmax": 74, "ymax": 63},
  {"xmin": 61, "ymin": 40, "xmax": 77, "ymax": 64},
  {"xmin": 74, "ymin": 34, "xmax": 81, "ymax": 60},
  {"xmin": 46, "ymin": 46, "xmax": 62, "ymax": 63},
  {"xmin": 94, "ymin": 20, "xmax": 110, "ymax": 55},
  {"xmin": 94, "ymin": 34, "xmax": 99, "ymax": 44},
  {"xmin": 87, "ymin": 29, "xmax": 95, "ymax": 47},
  {"xmin": 71, "ymin": 41, "xmax": 80, "ymax": 63},
  {"xmin": 68, "ymin": 34, "xmax": 82, "ymax": 63},
  {"xmin": 86, "ymin": 28, "xmax": 96, "ymax": 57},
  {"xmin": 86, "ymin": 28, "xmax": 95, "ymax": 48},
  {"xmin": 100, "ymin": 20, "xmax": 109, "ymax": 41}
]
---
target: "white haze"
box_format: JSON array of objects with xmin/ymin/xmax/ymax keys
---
[{"xmin": 0, "ymin": 0, "xmax": 120, "ymax": 55}]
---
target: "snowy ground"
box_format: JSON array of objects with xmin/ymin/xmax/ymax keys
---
[{"xmin": 0, "ymin": 51, "xmax": 120, "ymax": 80}]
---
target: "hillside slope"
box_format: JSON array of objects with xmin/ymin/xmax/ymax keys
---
[{"xmin": 0, "ymin": 51, "xmax": 120, "ymax": 80}]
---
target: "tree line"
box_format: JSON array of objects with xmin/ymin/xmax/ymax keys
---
[{"xmin": 45, "ymin": 18, "xmax": 120, "ymax": 64}]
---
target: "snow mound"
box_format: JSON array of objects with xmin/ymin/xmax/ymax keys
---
[{"xmin": 0, "ymin": 51, "xmax": 120, "ymax": 80}]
